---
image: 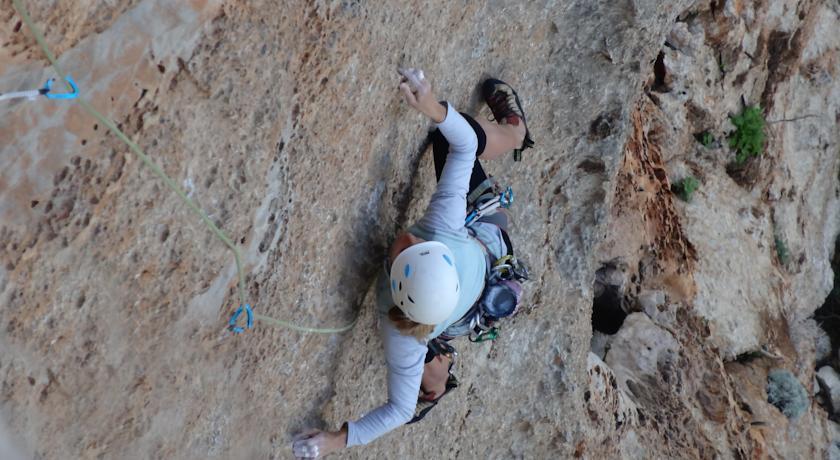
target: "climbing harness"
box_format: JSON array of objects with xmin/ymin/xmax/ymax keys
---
[
  {"xmin": 464, "ymin": 186, "xmax": 513, "ymax": 226},
  {"xmin": 442, "ymin": 255, "xmax": 529, "ymax": 343},
  {"xmin": 464, "ymin": 176, "xmax": 514, "ymax": 227},
  {"xmin": 11, "ymin": 0, "xmax": 356, "ymax": 336},
  {"xmin": 436, "ymin": 177, "xmax": 531, "ymax": 343},
  {"xmin": 0, "ymin": 76, "xmax": 79, "ymax": 102},
  {"xmin": 490, "ymin": 254, "xmax": 530, "ymax": 283}
]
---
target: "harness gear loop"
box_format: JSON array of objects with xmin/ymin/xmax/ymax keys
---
[
  {"xmin": 466, "ymin": 177, "xmax": 498, "ymax": 205},
  {"xmin": 464, "ymin": 186, "xmax": 515, "ymax": 226}
]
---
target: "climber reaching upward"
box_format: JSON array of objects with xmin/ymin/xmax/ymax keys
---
[{"xmin": 292, "ymin": 67, "xmax": 534, "ymax": 458}]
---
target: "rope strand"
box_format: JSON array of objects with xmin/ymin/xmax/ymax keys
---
[{"xmin": 11, "ymin": 0, "xmax": 356, "ymax": 335}]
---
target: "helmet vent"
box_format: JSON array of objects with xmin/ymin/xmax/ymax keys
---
[
  {"xmin": 404, "ymin": 264, "xmax": 411, "ymax": 277},
  {"xmin": 419, "ymin": 250, "xmax": 430, "ymax": 256},
  {"xmin": 442, "ymin": 254, "xmax": 453, "ymax": 266},
  {"xmin": 407, "ymin": 295, "xmax": 415, "ymax": 304}
]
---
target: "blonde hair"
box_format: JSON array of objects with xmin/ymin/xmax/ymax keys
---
[{"xmin": 388, "ymin": 307, "xmax": 435, "ymax": 340}]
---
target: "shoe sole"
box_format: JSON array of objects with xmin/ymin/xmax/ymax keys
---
[{"xmin": 481, "ymin": 78, "xmax": 535, "ymax": 161}]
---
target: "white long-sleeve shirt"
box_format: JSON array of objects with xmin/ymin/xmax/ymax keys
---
[{"xmin": 346, "ymin": 104, "xmax": 505, "ymax": 447}]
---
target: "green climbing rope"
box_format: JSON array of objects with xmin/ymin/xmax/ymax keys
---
[{"xmin": 11, "ymin": 0, "xmax": 356, "ymax": 334}]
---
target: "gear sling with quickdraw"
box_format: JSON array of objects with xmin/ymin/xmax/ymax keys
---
[
  {"xmin": 442, "ymin": 176, "xmax": 530, "ymax": 342},
  {"xmin": 407, "ymin": 177, "xmax": 530, "ymax": 424}
]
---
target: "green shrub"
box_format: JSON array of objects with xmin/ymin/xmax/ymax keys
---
[
  {"xmin": 766, "ymin": 369, "xmax": 808, "ymax": 419},
  {"xmin": 729, "ymin": 106, "xmax": 766, "ymax": 164},
  {"xmin": 695, "ymin": 131, "xmax": 714, "ymax": 147},
  {"xmin": 672, "ymin": 176, "xmax": 700, "ymax": 202}
]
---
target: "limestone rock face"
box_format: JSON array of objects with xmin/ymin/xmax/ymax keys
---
[
  {"xmin": 818, "ymin": 366, "xmax": 840, "ymax": 415},
  {"xmin": 0, "ymin": 0, "xmax": 838, "ymax": 458},
  {"xmin": 642, "ymin": 0, "xmax": 840, "ymax": 359},
  {"xmin": 832, "ymin": 422, "xmax": 840, "ymax": 460},
  {"xmin": 815, "ymin": 320, "xmax": 833, "ymax": 364},
  {"xmin": 605, "ymin": 313, "xmax": 680, "ymax": 394},
  {"xmin": 585, "ymin": 352, "xmax": 639, "ymax": 458}
]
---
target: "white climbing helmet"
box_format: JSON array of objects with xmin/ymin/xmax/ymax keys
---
[{"xmin": 390, "ymin": 241, "xmax": 460, "ymax": 325}]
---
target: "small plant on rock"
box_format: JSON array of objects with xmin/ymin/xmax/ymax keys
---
[
  {"xmin": 729, "ymin": 106, "xmax": 766, "ymax": 165},
  {"xmin": 694, "ymin": 131, "xmax": 714, "ymax": 147},
  {"xmin": 671, "ymin": 176, "xmax": 700, "ymax": 202},
  {"xmin": 766, "ymin": 368, "xmax": 808, "ymax": 419},
  {"xmin": 774, "ymin": 235, "xmax": 790, "ymax": 265}
]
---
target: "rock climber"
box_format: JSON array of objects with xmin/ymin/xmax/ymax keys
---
[{"xmin": 292, "ymin": 67, "xmax": 533, "ymax": 458}]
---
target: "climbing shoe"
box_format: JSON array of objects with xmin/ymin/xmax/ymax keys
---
[
  {"xmin": 407, "ymin": 339, "xmax": 459, "ymax": 425},
  {"xmin": 407, "ymin": 371, "xmax": 459, "ymax": 425},
  {"xmin": 482, "ymin": 78, "xmax": 535, "ymax": 161}
]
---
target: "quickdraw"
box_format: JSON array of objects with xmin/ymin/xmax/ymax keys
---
[
  {"xmin": 0, "ymin": 75, "xmax": 79, "ymax": 102},
  {"xmin": 464, "ymin": 186, "xmax": 513, "ymax": 226},
  {"xmin": 11, "ymin": 0, "xmax": 358, "ymax": 337}
]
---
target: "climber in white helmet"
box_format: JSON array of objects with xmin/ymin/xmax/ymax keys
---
[{"xmin": 292, "ymin": 67, "xmax": 533, "ymax": 458}]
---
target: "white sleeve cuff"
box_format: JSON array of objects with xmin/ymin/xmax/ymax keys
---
[{"xmin": 433, "ymin": 101, "xmax": 452, "ymax": 127}]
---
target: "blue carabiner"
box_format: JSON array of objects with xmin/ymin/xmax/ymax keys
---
[
  {"xmin": 228, "ymin": 304, "xmax": 254, "ymax": 334},
  {"xmin": 500, "ymin": 187, "xmax": 514, "ymax": 208},
  {"xmin": 44, "ymin": 76, "xmax": 79, "ymax": 100},
  {"xmin": 465, "ymin": 209, "xmax": 478, "ymax": 226}
]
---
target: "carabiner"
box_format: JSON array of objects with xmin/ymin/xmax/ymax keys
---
[
  {"xmin": 228, "ymin": 304, "xmax": 254, "ymax": 333},
  {"xmin": 500, "ymin": 187, "xmax": 514, "ymax": 208},
  {"xmin": 44, "ymin": 76, "xmax": 79, "ymax": 100},
  {"xmin": 470, "ymin": 327, "xmax": 499, "ymax": 342}
]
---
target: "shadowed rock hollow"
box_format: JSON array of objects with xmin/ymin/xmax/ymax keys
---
[{"xmin": 1, "ymin": 0, "xmax": 839, "ymax": 458}]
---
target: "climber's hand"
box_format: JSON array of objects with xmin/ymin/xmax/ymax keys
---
[
  {"xmin": 398, "ymin": 67, "xmax": 446, "ymax": 123},
  {"xmin": 291, "ymin": 427, "xmax": 346, "ymax": 459}
]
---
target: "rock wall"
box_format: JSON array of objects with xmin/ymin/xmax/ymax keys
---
[
  {"xmin": 592, "ymin": 0, "xmax": 840, "ymax": 458},
  {"xmin": 0, "ymin": 0, "xmax": 838, "ymax": 458}
]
